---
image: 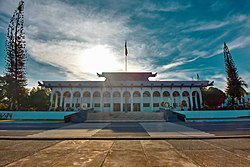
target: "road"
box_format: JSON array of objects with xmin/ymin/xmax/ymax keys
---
[
  {"xmin": 0, "ymin": 121, "xmax": 249, "ymax": 137},
  {"xmin": 183, "ymin": 121, "xmax": 250, "ymax": 136}
]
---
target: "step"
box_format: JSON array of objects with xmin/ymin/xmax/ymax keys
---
[{"xmin": 86, "ymin": 112, "xmax": 165, "ymax": 121}]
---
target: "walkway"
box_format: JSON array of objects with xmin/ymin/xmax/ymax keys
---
[{"xmin": 23, "ymin": 122, "xmax": 214, "ymax": 139}]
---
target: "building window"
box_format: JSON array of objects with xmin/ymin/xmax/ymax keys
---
[
  {"xmin": 153, "ymin": 103, "xmax": 159, "ymax": 107},
  {"xmin": 94, "ymin": 103, "xmax": 100, "ymax": 107},
  {"xmin": 143, "ymin": 103, "xmax": 150, "ymax": 107},
  {"xmin": 104, "ymin": 103, "xmax": 110, "ymax": 107}
]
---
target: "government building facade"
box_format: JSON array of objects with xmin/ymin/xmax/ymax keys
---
[{"xmin": 42, "ymin": 72, "xmax": 211, "ymax": 112}]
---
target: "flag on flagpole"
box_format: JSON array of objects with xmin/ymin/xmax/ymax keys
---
[
  {"xmin": 197, "ymin": 73, "xmax": 200, "ymax": 80},
  {"xmin": 125, "ymin": 40, "xmax": 128, "ymax": 56}
]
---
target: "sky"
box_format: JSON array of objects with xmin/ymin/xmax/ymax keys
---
[{"xmin": 0, "ymin": 0, "xmax": 250, "ymax": 92}]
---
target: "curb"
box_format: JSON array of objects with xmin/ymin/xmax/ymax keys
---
[{"xmin": 1, "ymin": 135, "xmax": 250, "ymax": 140}]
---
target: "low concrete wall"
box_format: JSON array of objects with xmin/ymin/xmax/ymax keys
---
[
  {"xmin": 0, "ymin": 111, "xmax": 77, "ymax": 120},
  {"xmin": 174, "ymin": 110, "xmax": 250, "ymax": 121}
]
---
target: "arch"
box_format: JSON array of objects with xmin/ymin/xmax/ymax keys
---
[
  {"xmin": 53, "ymin": 91, "xmax": 61, "ymax": 110},
  {"xmin": 123, "ymin": 91, "xmax": 130, "ymax": 97},
  {"xmin": 182, "ymin": 91, "xmax": 190, "ymax": 110},
  {"xmin": 93, "ymin": 91, "xmax": 101, "ymax": 97},
  {"xmin": 181, "ymin": 91, "xmax": 191, "ymax": 110},
  {"xmin": 113, "ymin": 91, "xmax": 121, "ymax": 112},
  {"xmin": 113, "ymin": 91, "xmax": 121, "ymax": 97},
  {"xmin": 103, "ymin": 91, "xmax": 111, "ymax": 97},
  {"xmin": 82, "ymin": 91, "xmax": 91, "ymax": 108},
  {"xmin": 192, "ymin": 91, "xmax": 201, "ymax": 110},
  {"xmin": 83, "ymin": 91, "xmax": 91, "ymax": 97},
  {"xmin": 162, "ymin": 91, "xmax": 171, "ymax": 107},
  {"xmin": 93, "ymin": 91, "xmax": 101, "ymax": 110},
  {"xmin": 143, "ymin": 91, "xmax": 151, "ymax": 111},
  {"xmin": 143, "ymin": 91, "xmax": 150, "ymax": 97},
  {"xmin": 103, "ymin": 91, "xmax": 111, "ymax": 111},
  {"xmin": 73, "ymin": 91, "xmax": 81, "ymax": 109},
  {"xmin": 133, "ymin": 91, "xmax": 141, "ymax": 97},
  {"xmin": 133, "ymin": 91, "xmax": 141, "ymax": 112},
  {"xmin": 123, "ymin": 91, "xmax": 131, "ymax": 112},
  {"xmin": 182, "ymin": 91, "xmax": 189, "ymax": 97},
  {"xmin": 163, "ymin": 91, "xmax": 170, "ymax": 97},
  {"xmin": 63, "ymin": 91, "xmax": 71, "ymax": 110},
  {"xmin": 173, "ymin": 91, "xmax": 180, "ymax": 97},
  {"xmin": 172, "ymin": 91, "xmax": 180, "ymax": 108},
  {"xmin": 153, "ymin": 91, "xmax": 160, "ymax": 97},
  {"xmin": 153, "ymin": 91, "xmax": 160, "ymax": 110}
]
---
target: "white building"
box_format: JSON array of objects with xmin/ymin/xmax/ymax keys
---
[{"xmin": 42, "ymin": 72, "xmax": 212, "ymax": 112}]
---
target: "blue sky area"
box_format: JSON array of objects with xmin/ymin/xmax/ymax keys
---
[{"xmin": 0, "ymin": 0, "xmax": 250, "ymax": 91}]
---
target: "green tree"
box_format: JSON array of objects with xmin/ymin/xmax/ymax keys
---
[
  {"xmin": 202, "ymin": 87, "xmax": 226, "ymax": 109},
  {"xmin": 0, "ymin": 75, "xmax": 9, "ymax": 110},
  {"xmin": 5, "ymin": 0, "xmax": 26, "ymax": 110},
  {"xmin": 0, "ymin": 75, "xmax": 29, "ymax": 110},
  {"xmin": 29, "ymin": 87, "xmax": 50, "ymax": 111},
  {"xmin": 223, "ymin": 42, "xmax": 248, "ymax": 108}
]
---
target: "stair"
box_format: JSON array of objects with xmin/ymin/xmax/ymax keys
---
[{"xmin": 85, "ymin": 112, "xmax": 165, "ymax": 122}]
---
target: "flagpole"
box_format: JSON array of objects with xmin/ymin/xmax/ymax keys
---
[
  {"xmin": 125, "ymin": 55, "xmax": 127, "ymax": 71},
  {"xmin": 125, "ymin": 40, "xmax": 128, "ymax": 72}
]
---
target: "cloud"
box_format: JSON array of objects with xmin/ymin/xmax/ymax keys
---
[
  {"xmin": 1, "ymin": 0, "xmax": 250, "ymax": 90},
  {"xmin": 228, "ymin": 36, "xmax": 250, "ymax": 50},
  {"xmin": 142, "ymin": 1, "xmax": 191, "ymax": 12},
  {"xmin": 191, "ymin": 21, "xmax": 229, "ymax": 32},
  {"xmin": 21, "ymin": 0, "xmax": 145, "ymax": 78}
]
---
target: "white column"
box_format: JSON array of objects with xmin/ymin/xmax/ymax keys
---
[
  {"xmin": 140, "ymin": 93, "xmax": 143, "ymax": 112},
  {"xmin": 189, "ymin": 90, "xmax": 193, "ymax": 110},
  {"xmin": 120, "ymin": 93, "xmax": 123, "ymax": 112},
  {"xmin": 100, "ymin": 91, "xmax": 103, "ymax": 112},
  {"xmin": 180, "ymin": 90, "xmax": 183, "ymax": 110},
  {"xmin": 49, "ymin": 92, "xmax": 53, "ymax": 109},
  {"xmin": 199, "ymin": 91, "xmax": 203, "ymax": 109},
  {"xmin": 111, "ymin": 91, "xmax": 113, "ymax": 111},
  {"xmin": 150, "ymin": 92, "xmax": 153, "ymax": 112},
  {"xmin": 79, "ymin": 93, "xmax": 83, "ymax": 109},
  {"xmin": 90, "ymin": 92, "xmax": 93, "ymax": 108},
  {"xmin": 64, "ymin": 97, "xmax": 67, "ymax": 110},
  {"xmin": 130, "ymin": 93, "xmax": 133, "ymax": 112},
  {"xmin": 59, "ymin": 92, "xmax": 63, "ymax": 108},
  {"xmin": 195, "ymin": 93, "xmax": 198, "ymax": 110},
  {"xmin": 160, "ymin": 89, "xmax": 163, "ymax": 104},
  {"xmin": 170, "ymin": 90, "xmax": 173, "ymax": 107},
  {"xmin": 55, "ymin": 93, "xmax": 58, "ymax": 109},
  {"xmin": 189, "ymin": 96, "xmax": 192, "ymax": 110},
  {"xmin": 70, "ymin": 92, "xmax": 73, "ymax": 108}
]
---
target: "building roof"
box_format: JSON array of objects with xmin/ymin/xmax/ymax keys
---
[
  {"xmin": 40, "ymin": 72, "xmax": 213, "ymax": 88},
  {"xmin": 97, "ymin": 72, "xmax": 157, "ymax": 81}
]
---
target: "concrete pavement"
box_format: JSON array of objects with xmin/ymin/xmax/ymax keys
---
[
  {"xmin": 2, "ymin": 139, "xmax": 250, "ymax": 166},
  {"xmin": 0, "ymin": 122, "xmax": 216, "ymax": 139},
  {"xmin": 1, "ymin": 122, "xmax": 250, "ymax": 166}
]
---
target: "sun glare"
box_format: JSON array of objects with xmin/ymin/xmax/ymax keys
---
[{"xmin": 79, "ymin": 45, "xmax": 121, "ymax": 73}]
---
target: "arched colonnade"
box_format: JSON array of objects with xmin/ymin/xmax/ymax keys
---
[{"xmin": 50, "ymin": 88, "xmax": 202, "ymax": 111}]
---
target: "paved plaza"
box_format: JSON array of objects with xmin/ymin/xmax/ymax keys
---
[
  {"xmin": 0, "ymin": 139, "xmax": 249, "ymax": 166},
  {"xmin": 0, "ymin": 121, "xmax": 250, "ymax": 166}
]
